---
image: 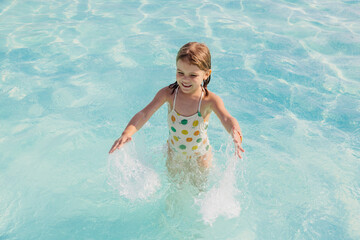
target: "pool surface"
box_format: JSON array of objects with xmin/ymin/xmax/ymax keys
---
[{"xmin": 1, "ymin": 0, "xmax": 360, "ymax": 239}]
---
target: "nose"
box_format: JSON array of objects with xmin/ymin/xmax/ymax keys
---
[{"xmin": 181, "ymin": 75, "xmax": 191, "ymax": 81}]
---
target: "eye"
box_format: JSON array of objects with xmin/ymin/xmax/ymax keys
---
[
  {"xmin": 191, "ymin": 74, "xmax": 198, "ymax": 77},
  {"xmin": 177, "ymin": 71, "xmax": 184, "ymax": 75}
]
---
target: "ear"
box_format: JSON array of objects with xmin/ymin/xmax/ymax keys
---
[{"xmin": 204, "ymin": 69, "xmax": 211, "ymax": 80}]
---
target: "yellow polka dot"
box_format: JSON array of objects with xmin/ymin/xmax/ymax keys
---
[
  {"xmin": 193, "ymin": 120, "xmax": 199, "ymax": 127},
  {"xmin": 181, "ymin": 130, "xmax": 188, "ymax": 135},
  {"xmin": 173, "ymin": 136, "xmax": 179, "ymax": 141},
  {"xmin": 192, "ymin": 146, "xmax": 198, "ymax": 151},
  {"xmin": 182, "ymin": 152, "xmax": 187, "ymax": 155}
]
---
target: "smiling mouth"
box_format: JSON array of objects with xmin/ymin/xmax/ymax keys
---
[{"xmin": 182, "ymin": 83, "xmax": 192, "ymax": 88}]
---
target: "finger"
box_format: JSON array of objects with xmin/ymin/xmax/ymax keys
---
[
  {"xmin": 234, "ymin": 141, "xmax": 241, "ymax": 147},
  {"xmin": 125, "ymin": 137, "xmax": 132, "ymax": 144},
  {"xmin": 234, "ymin": 141, "xmax": 244, "ymax": 151},
  {"xmin": 117, "ymin": 139, "xmax": 125, "ymax": 149},
  {"xmin": 118, "ymin": 137, "xmax": 131, "ymax": 148},
  {"xmin": 234, "ymin": 146, "xmax": 241, "ymax": 159},
  {"xmin": 109, "ymin": 142, "xmax": 119, "ymax": 154},
  {"xmin": 233, "ymin": 136, "xmax": 241, "ymax": 144},
  {"xmin": 109, "ymin": 143, "xmax": 117, "ymax": 153},
  {"xmin": 239, "ymin": 146, "xmax": 245, "ymax": 152},
  {"xmin": 233, "ymin": 134, "xmax": 241, "ymax": 143},
  {"xmin": 111, "ymin": 140, "xmax": 119, "ymax": 149},
  {"xmin": 109, "ymin": 139, "xmax": 121, "ymax": 153},
  {"xmin": 109, "ymin": 136, "xmax": 132, "ymax": 154},
  {"xmin": 120, "ymin": 136, "xmax": 132, "ymax": 146},
  {"xmin": 237, "ymin": 149, "xmax": 242, "ymax": 159},
  {"xmin": 109, "ymin": 147, "xmax": 115, "ymax": 154}
]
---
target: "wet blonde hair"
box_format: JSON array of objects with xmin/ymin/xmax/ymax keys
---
[{"xmin": 169, "ymin": 42, "xmax": 211, "ymax": 96}]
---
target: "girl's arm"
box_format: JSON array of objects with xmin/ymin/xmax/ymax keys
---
[
  {"xmin": 210, "ymin": 93, "xmax": 245, "ymax": 158},
  {"xmin": 109, "ymin": 87, "xmax": 168, "ymax": 153}
]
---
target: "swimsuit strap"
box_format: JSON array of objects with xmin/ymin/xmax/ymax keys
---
[
  {"xmin": 172, "ymin": 87, "xmax": 179, "ymax": 111},
  {"xmin": 198, "ymin": 87, "xmax": 204, "ymax": 113}
]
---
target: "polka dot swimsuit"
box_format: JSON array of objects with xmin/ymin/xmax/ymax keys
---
[{"xmin": 167, "ymin": 87, "xmax": 210, "ymax": 158}]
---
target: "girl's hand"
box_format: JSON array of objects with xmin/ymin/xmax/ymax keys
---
[
  {"xmin": 109, "ymin": 134, "xmax": 132, "ymax": 154},
  {"xmin": 232, "ymin": 127, "xmax": 245, "ymax": 159}
]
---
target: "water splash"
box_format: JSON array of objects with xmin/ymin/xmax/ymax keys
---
[
  {"xmin": 107, "ymin": 142, "xmax": 161, "ymax": 201},
  {"xmin": 195, "ymin": 140, "xmax": 244, "ymax": 225}
]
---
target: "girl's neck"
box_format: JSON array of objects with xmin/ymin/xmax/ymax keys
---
[{"xmin": 178, "ymin": 85, "xmax": 203, "ymax": 99}]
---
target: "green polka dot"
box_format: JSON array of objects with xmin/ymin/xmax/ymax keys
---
[
  {"xmin": 179, "ymin": 145, "xmax": 186, "ymax": 150},
  {"xmin": 198, "ymin": 112, "xmax": 202, "ymax": 117},
  {"xmin": 181, "ymin": 119, "xmax": 188, "ymax": 125},
  {"xmin": 171, "ymin": 127, "xmax": 176, "ymax": 132},
  {"xmin": 196, "ymin": 138, "xmax": 202, "ymax": 143},
  {"xmin": 205, "ymin": 125, "xmax": 208, "ymax": 130},
  {"xmin": 206, "ymin": 145, "xmax": 209, "ymax": 151}
]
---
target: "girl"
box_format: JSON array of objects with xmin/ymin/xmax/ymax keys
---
[{"xmin": 109, "ymin": 42, "xmax": 244, "ymax": 169}]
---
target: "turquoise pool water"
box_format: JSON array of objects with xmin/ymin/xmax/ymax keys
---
[{"xmin": 1, "ymin": 0, "xmax": 359, "ymax": 239}]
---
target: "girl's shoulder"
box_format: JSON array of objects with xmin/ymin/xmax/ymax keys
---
[
  {"xmin": 202, "ymin": 90, "xmax": 226, "ymax": 112},
  {"xmin": 156, "ymin": 86, "xmax": 174, "ymax": 102},
  {"xmin": 203, "ymin": 90, "xmax": 222, "ymax": 104}
]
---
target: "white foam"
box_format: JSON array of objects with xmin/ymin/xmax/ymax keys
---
[
  {"xmin": 195, "ymin": 152, "xmax": 242, "ymax": 225},
  {"xmin": 107, "ymin": 142, "xmax": 161, "ymax": 201}
]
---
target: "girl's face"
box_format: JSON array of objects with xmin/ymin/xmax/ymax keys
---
[{"xmin": 176, "ymin": 59, "xmax": 211, "ymax": 94}]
